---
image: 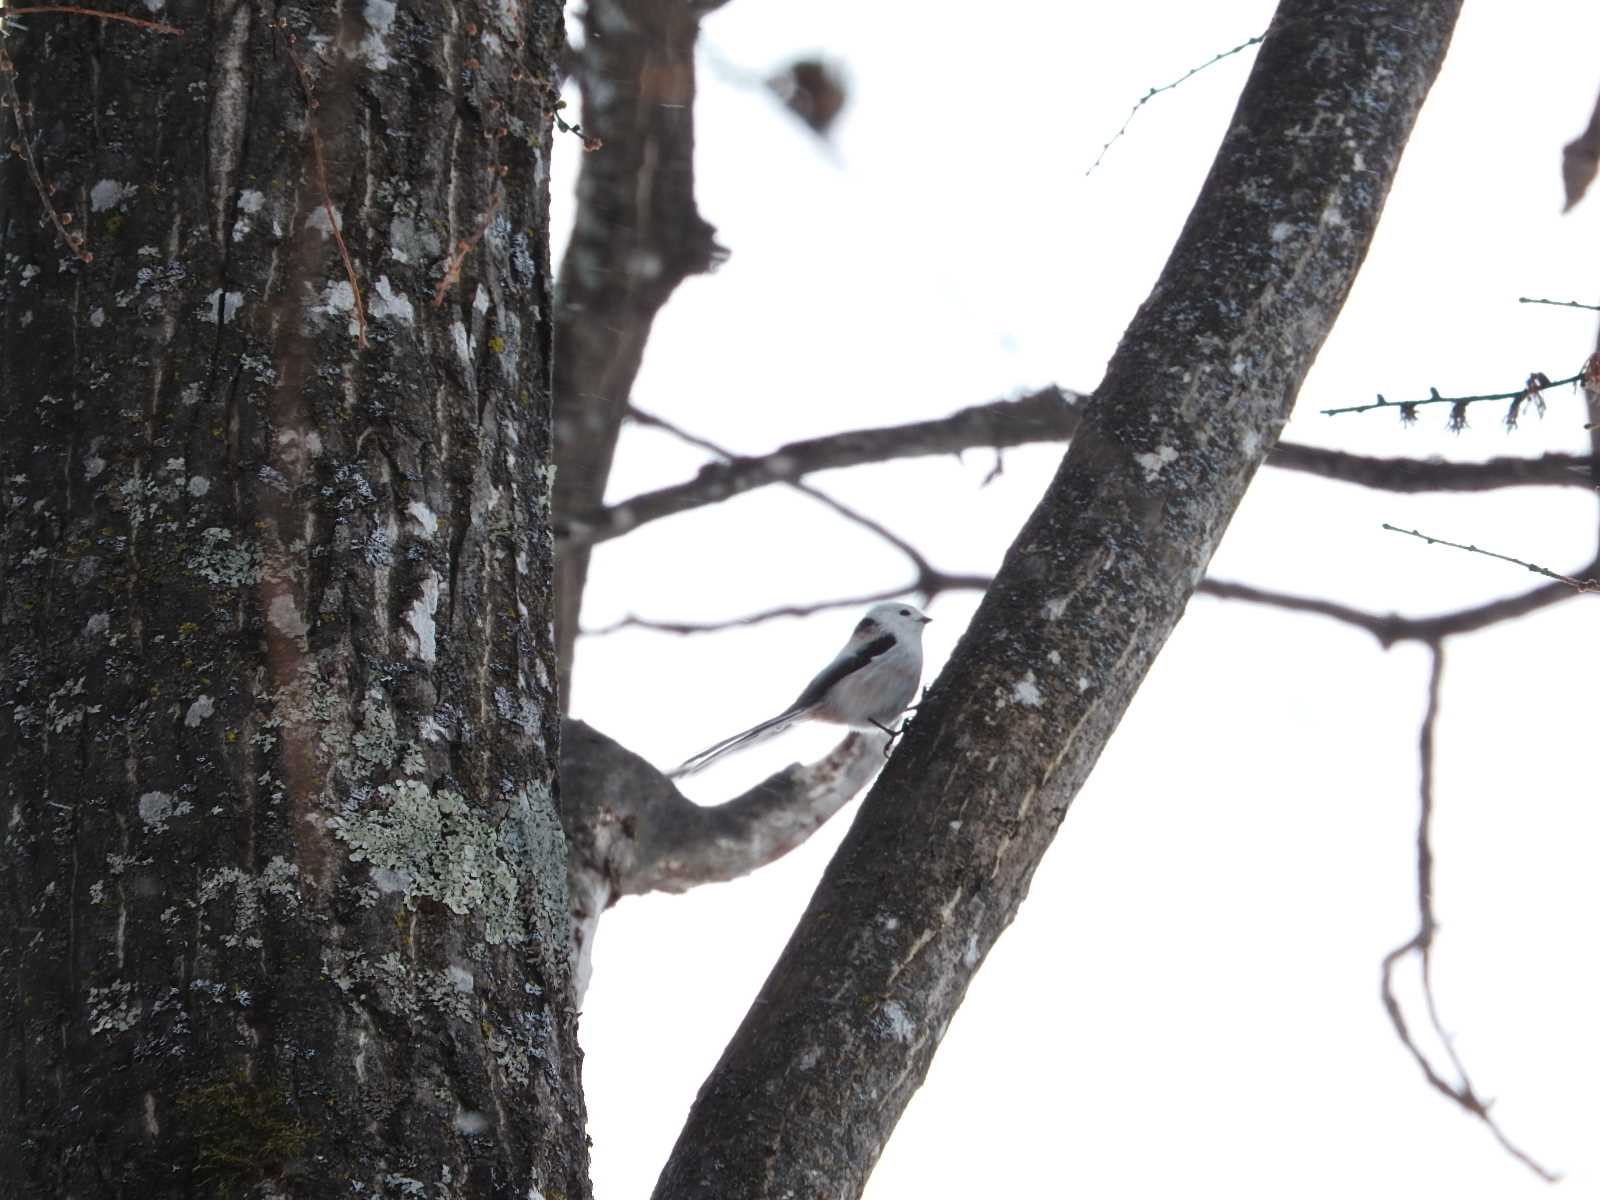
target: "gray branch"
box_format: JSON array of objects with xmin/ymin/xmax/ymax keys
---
[
  {"xmin": 651, "ymin": 3, "xmax": 1464, "ymax": 1195},
  {"xmin": 553, "ymin": 0, "xmax": 728, "ymax": 707},
  {"xmin": 561, "ymin": 387, "xmax": 1593, "ymax": 551},
  {"xmin": 559, "ymin": 720, "xmax": 887, "ymax": 1000}
]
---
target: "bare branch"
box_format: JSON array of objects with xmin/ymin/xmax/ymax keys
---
[
  {"xmin": 1518, "ymin": 295, "xmax": 1600, "ymax": 312},
  {"xmin": 552, "ymin": 0, "xmax": 729, "ymax": 706},
  {"xmin": 1320, "ymin": 370, "xmax": 1575, "ymax": 422},
  {"xmin": 583, "ymin": 575, "xmax": 990, "ymax": 638},
  {"xmin": 433, "ymin": 183, "xmax": 503, "ymax": 307},
  {"xmin": 565, "ymin": 387, "xmax": 1594, "ymax": 551},
  {"xmin": 6, "ymin": 5, "xmax": 182, "ymax": 35},
  {"xmin": 0, "ymin": 48, "xmax": 91, "ymax": 262},
  {"xmin": 309, "ymin": 127, "xmax": 367, "ymax": 349},
  {"xmin": 1266, "ymin": 443, "xmax": 1592, "ymax": 491},
  {"xmin": 560, "ymin": 719, "xmax": 888, "ymax": 1000},
  {"xmin": 629, "ymin": 404, "xmax": 944, "ymax": 585},
  {"xmin": 587, "ymin": 541, "xmax": 1596, "ymax": 646},
  {"xmin": 566, "ymin": 386, "xmax": 1085, "ymax": 548},
  {"xmin": 1380, "ymin": 646, "xmax": 1560, "ymax": 1182},
  {"xmin": 1197, "ymin": 558, "xmax": 1598, "ymax": 644},
  {"xmin": 1381, "ymin": 523, "xmax": 1600, "ymax": 592},
  {"xmin": 1087, "ymin": 32, "xmax": 1264, "ymax": 174}
]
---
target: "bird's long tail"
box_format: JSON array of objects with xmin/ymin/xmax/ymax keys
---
[{"xmin": 669, "ymin": 709, "xmax": 806, "ymax": 778}]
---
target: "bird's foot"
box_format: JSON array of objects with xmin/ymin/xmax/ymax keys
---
[{"xmin": 869, "ymin": 717, "xmax": 906, "ymax": 759}]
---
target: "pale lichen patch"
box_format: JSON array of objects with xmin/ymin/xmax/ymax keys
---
[
  {"xmin": 88, "ymin": 981, "xmax": 141, "ymax": 1035},
  {"xmin": 330, "ymin": 782, "xmax": 526, "ymax": 944},
  {"xmin": 361, "ymin": 0, "xmax": 398, "ymax": 70},
  {"xmin": 1133, "ymin": 444, "xmax": 1179, "ymax": 481},
  {"xmin": 268, "ymin": 594, "xmax": 310, "ymax": 639},
  {"xmin": 370, "ymin": 275, "xmax": 415, "ymax": 324},
  {"xmin": 352, "ymin": 687, "xmax": 401, "ymax": 770},
  {"xmin": 405, "ymin": 573, "xmax": 440, "ymax": 663},
  {"xmin": 875, "ymin": 999, "xmax": 915, "ymax": 1044},
  {"xmin": 184, "ymin": 694, "xmax": 215, "ymax": 728},
  {"xmin": 316, "ymin": 279, "xmax": 356, "ymax": 317},
  {"xmin": 1011, "ymin": 672, "xmax": 1043, "ymax": 709},
  {"xmin": 187, "ymin": 527, "xmax": 262, "ymax": 586},
  {"xmin": 138, "ymin": 790, "xmax": 176, "ymax": 831},
  {"xmin": 454, "ymin": 1110, "xmax": 490, "ymax": 1136},
  {"xmin": 90, "ymin": 179, "xmax": 132, "ymax": 212},
  {"xmin": 305, "ymin": 206, "xmax": 342, "ymax": 238},
  {"xmin": 407, "ymin": 501, "xmax": 438, "ymax": 538},
  {"xmin": 197, "ymin": 858, "xmax": 302, "ymax": 949}
]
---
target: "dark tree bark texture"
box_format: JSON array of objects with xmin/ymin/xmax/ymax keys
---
[
  {"xmin": 1, "ymin": 3, "xmax": 584, "ymax": 1197},
  {"xmin": 653, "ymin": 2, "xmax": 1465, "ymax": 1197}
]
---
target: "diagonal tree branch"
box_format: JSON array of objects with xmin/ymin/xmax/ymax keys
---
[
  {"xmin": 559, "ymin": 719, "xmax": 887, "ymax": 1000},
  {"xmin": 561, "ymin": 386, "xmax": 1089, "ymax": 547},
  {"xmin": 628, "ymin": 405, "xmax": 947, "ymax": 583},
  {"xmin": 561, "ymin": 386, "xmax": 1593, "ymax": 551},
  {"xmin": 652, "ymin": 4, "xmax": 1464, "ymax": 1195},
  {"xmin": 1199, "ymin": 555, "xmax": 1600, "ymax": 644},
  {"xmin": 552, "ymin": 0, "xmax": 730, "ymax": 708}
]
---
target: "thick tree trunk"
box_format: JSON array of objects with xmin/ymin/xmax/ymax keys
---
[
  {"xmin": 0, "ymin": 4, "xmax": 585, "ymax": 1197},
  {"xmin": 653, "ymin": 2, "xmax": 1464, "ymax": 1196}
]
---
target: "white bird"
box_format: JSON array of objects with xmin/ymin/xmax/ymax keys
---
[{"xmin": 670, "ymin": 601, "xmax": 932, "ymax": 778}]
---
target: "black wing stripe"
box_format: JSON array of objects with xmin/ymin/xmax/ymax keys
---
[{"xmin": 790, "ymin": 633, "xmax": 897, "ymax": 711}]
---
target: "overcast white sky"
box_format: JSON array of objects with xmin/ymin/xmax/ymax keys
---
[{"xmin": 555, "ymin": 5, "xmax": 1600, "ymax": 1197}]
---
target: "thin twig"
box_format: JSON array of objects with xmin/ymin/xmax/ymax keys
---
[
  {"xmin": 590, "ymin": 542, "xmax": 1600, "ymax": 643},
  {"xmin": 1086, "ymin": 33, "xmax": 1264, "ymax": 174},
  {"xmin": 1198, "ymin": 565, "xmax": 1596, "ymax": 644},
  {"xmin": 6, "ymin": 5, "xmax": 181, "ymax": 35},
  {"xmin": 0, "ymin": 47, "xmax": 90, "ymax": 262},
  {"xmin": 552, "ymin": 103, "xmax": 602, "ymax": 151},
  {"xmin": 433, "ymin": 185, "xmax": 502, "ymax": 307},
  {"xmin": 309, "ymin": 127, "xmax": 367, "ymax": 349},
  {"xmin": 582, "ymin": 576, "xmax": 990, "ymax": 637},
  {"xmin": 1320, "ymin": 371, "xmax": 1576, "ymax": 420},
  {"xmin": 628, "ymin": 405, "xmax": 938, "ymax": 579},
  {"xmin": 1381, "ymin": 524, "xmax": 1600, "ymax": 592},
  {"xmin": 1517, "ymin": 296, "xmax": 1600, "ymax": 313},
  {"xmin": 1379, "ymin": 645, "xmax": 1560, "ymax": 1183}
]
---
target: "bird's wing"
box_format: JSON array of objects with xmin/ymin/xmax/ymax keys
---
[
  {"xmin": 670, "ymin": 633, "xmax": 899, "ymax": 778},
  {"xmin": 789, "ymin": 632, "xmax": 897, "ymax": 711}
]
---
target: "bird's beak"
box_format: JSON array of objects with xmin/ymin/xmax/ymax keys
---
[{"xmin": 920, "ymin": 615, "xmax": 933, "ymax": 624}]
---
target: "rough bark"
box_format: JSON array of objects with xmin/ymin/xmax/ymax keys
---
[
  {"xmin": 0, "ymin": 4, "xmax": 585, "ymax": 1197},
  {"xmin": 551, "ymin": 0, "xmax": 728, "ymax": 708},
  {"xmin": 651, "ymin": 2, "xmax": 1464, "ymax": 1196}
]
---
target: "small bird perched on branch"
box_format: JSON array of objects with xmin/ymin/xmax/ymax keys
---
[{"xmin": 671, "ymin": 601, "xmax": 932, "ymax": 778}]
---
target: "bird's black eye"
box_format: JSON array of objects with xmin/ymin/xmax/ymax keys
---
[
  {"xmin": 899, "ymin": 608, "xmax": 911, "ymax": 617},
  {"xmin": 855, "ymin": 617, "xmax": 877, "ymax": 635}
]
